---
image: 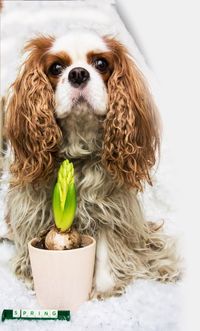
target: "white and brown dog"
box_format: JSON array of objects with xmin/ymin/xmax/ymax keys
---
[{"xmin": 4, "ymin": 29, "xmax": 179, "ymax": 298}]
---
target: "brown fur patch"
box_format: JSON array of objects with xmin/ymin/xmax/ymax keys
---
[
  {"xmin": 102, "ymin": 37, "xmax": 160, "ymax": 191},
  {"xmin": 44, "ymin": 52, "xmax": 72, "ymax": 89},
  {"xmin": 5, "ymin": 36, "xmax": 62, "ymax": 187},
  {"xmin": 87, "ymin": 51, "xmax": 114, "ymax": 83}
]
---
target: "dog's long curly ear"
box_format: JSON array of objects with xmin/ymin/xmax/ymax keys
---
[
  {"xmin": 102, "ymin": 38, "xmax": 160, "ymax": 191},
  {"xmin": 5, "ymin": 37, "xmax": 62, "ymax": 187}
]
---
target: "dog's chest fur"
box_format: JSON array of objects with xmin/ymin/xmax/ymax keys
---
[
  {"xmin": 58, "ymin": 101, "xmax": 105, "ymax": 160},
  {"xmin": 57, "ymin": 102, "xmax": 109, "ymax": 235}
]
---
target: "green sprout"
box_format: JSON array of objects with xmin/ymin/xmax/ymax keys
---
[{"xmin": 52, "ymin": 160, "xmax": 77, "ymax": 232}]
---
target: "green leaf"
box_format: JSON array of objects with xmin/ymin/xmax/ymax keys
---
[
  {"xmin": 59, "ymin": 181, "xmax": 77, "ymax": 232},
  {"xmin": 52, "ymin": 182, "xmax": 63, "ymax": 229}
]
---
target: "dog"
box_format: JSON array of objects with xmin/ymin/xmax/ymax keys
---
[{"xmin": 4, "ymin": 29, "xmax": 179, "ymax": 298}]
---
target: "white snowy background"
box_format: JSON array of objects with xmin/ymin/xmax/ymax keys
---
[{"xmin": 0, "ymin": 0, "xmax": 199, "ymax": 330}]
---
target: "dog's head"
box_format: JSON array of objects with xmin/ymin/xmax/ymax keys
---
[{"xmin": 6, "ymin": 29, "xmax": 160, "ymax": 190}]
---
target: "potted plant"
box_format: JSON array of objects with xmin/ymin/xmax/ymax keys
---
[{"xmin": 28, "ymin": 160, "xmax": 96, "ymax": 311}]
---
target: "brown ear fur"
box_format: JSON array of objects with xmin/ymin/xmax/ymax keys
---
[
  {"xmin": 5, "ymin": 37, "xmax": 62, "ymax": 187},
  {"xmin": 102, "ymin": 38, "xmax": 160, "ymax": 191}
]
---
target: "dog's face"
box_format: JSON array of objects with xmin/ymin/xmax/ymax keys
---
[
  {"xmin": 6, "ymin": 29, "xmax": 160, "ymax": 190},
  {"xmin": 46, "ymin": 30, "xmax": 112, "ymax": 118}
]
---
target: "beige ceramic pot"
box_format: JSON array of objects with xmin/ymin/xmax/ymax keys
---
[{"xmin": 28, "ymin": 235, "xmax": 96, "ymax": 311}]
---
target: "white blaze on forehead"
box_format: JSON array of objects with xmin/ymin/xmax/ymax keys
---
[{"xmin": 50, "ymin": 30, "xmax": 108, "ymax": 62}]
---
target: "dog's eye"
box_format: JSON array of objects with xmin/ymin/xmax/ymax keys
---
[
  {"xmin": 48, "ymin": 62, "xmax": 64, "ymax": 76},
  {"xmin": 94, "ymin": 58, "xmax": 108, "ymax": 72}
]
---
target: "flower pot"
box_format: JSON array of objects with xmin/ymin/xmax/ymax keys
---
[{"xmin": 28, "ymin": 235, "xmax": 96, "ymax": 311}]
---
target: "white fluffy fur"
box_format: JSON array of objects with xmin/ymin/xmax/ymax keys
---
[{"xmin": 51, "ymin": 29, "xmax": 108, "ymax": 57}]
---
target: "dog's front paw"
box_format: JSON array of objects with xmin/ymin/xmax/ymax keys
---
[
  {"xmin": 12, "ymin": 254, "xmax": 33, "ymax": 289},
  {"xmin": 0, "ymin": 221, "xmax": 14, "ymax": 241},
  {"xmin": 89, "ymin": 267, "xmax": 125, "ymax": 300},
  {"xmin": 94, "ymin": 261, "xmax": 116, "ymax": 294},
  {"xmin": 89, "ymin": 283, "xmax": 125, "ymax": 300},
  {"xmin": 15, "ymin": 265, "xmax": 34, "ymax": 289}
]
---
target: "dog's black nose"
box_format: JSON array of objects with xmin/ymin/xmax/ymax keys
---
[{"xmin": 68, "ymin": 67, "xmax": 90, "ymax": 87}]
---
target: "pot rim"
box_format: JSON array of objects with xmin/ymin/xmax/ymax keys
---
[{"xmin": 28, "ymin": 234, "xmax": 96, "ymax": 253}]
